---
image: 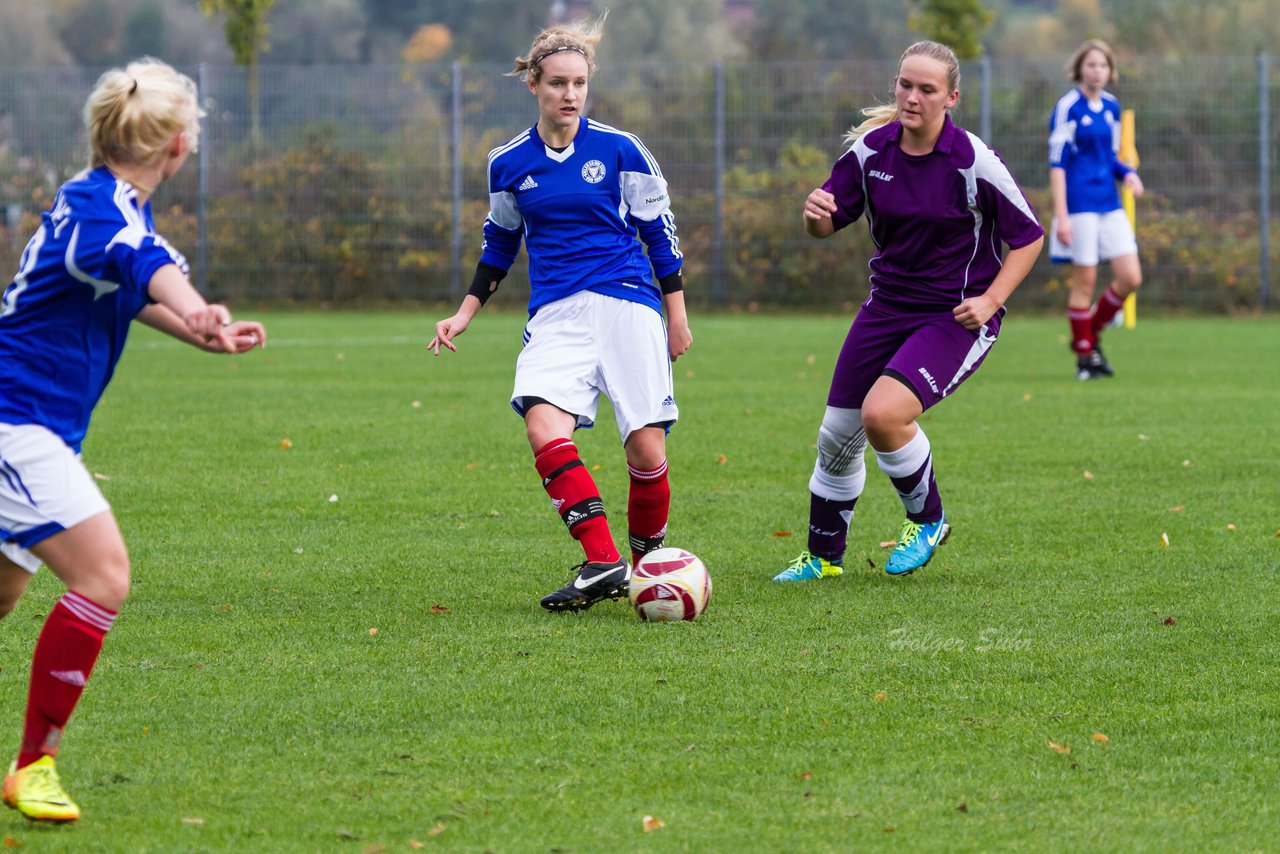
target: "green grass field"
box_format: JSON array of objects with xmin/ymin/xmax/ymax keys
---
[{"xmin": 0, "ymin": 311, "xmax": 1276, "ymax": 852}]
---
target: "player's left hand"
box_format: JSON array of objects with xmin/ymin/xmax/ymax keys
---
[
  {"xmin": 668, "ymin": 320, "xmax": 692, "ymax": 362},
  {"xmin": 953, "ymin": 294, "xmax": 998, "ymax": 331},
  {"xmin": 1123, "ymin": 171, "xmax": 1144, "ymax": 197},
  {"xmin": 203, "ymin": 320, "xmax": 266, "ymax": 353}
]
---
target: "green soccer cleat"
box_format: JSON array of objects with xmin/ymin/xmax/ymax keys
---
[
  {"xmin": 772, "ymin": 550, "xmax": 843, "ymax": 582},
  {"xmin": 2, "ymin": 756, "xmax": 80, "ymax": 823},
  {"xmin": 884, "ymin": 515, "xmax": 950, "ymax": 576}
]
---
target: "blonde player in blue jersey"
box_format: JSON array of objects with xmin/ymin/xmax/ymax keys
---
[
  {"xmin": 775, "ymin": 41, "xmax": 1043, "ymax": 582},
  {"xmin": 429, "ymin": 15, "xmax": 692, "ymax": 612},
  {"xmin": 0, "ymin": 58, "xmax": 265, "ymax": 822},
  {"xmin": 1049, "ymin": 39, "xmax": 1145, "ymax": 380}
]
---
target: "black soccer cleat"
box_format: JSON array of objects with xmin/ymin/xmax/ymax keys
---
[
  {"xmin": 540, "ymin": 559, "xmax": 631, "ymax": 612},
  {"xmin": 1076, "ymin": 349, "xmax": 1112, "ymax": 381}
]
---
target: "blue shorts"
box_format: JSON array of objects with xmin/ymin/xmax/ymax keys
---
[{"xmin": 826, "ymin": 299, "xmax": 1001, "ymax": 411}]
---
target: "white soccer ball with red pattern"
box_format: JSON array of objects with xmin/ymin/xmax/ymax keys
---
[{"xmin": 629, "ymin": 547, "xmax": 712, "ymax": 622}]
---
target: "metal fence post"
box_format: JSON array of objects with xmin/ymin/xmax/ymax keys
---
[
  {"xmin": 980, "ymin": 55, "xmax": 992, "ymax": 144},
  {"xmin": 713, "ymin": 58, "xmax": 726, "ymax": 305},
  {"xmin": 450, "ymin": 61, "xmax": 464, "ymax": 302},
  {"xmin": 1260, "ymin": 51, "xmax": 1271, "ymax": 310},
  {"xmin": 197, "ymin": 63, "xmax": 208, "ymax": 296}
]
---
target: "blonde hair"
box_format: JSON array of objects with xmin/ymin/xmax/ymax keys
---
[
  {"xmin": 843, "ymin": 41, "xmax": 960, "ymax": 145},
  {"xmin": 507, "ymin": 13, "xmax": 606, "ymax": 83},
  {"xmin": 1067, "ymin": 39, "xmax": 1117, "ymax": 84},
  {"xmin": 84, "ymin": 57, "xmax": 202, "ymax": 169}
]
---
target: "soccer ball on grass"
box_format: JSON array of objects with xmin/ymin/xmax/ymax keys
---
[{"xmin": 628, "ymin": 547, "xmax": 711, "ymax": 622}]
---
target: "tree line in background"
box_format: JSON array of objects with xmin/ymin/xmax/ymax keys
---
[{"xmin": 1, "ymin": 0, "xmax": 1278, "ymax": 70}]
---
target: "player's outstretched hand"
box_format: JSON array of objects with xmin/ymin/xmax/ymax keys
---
[
  {"xmin": 1124, "ymin": 171, "xmax": 1145, "ymax": 198},
  {"xmin": 204, "ymin": 320, "xmax": 266, "ymax": 354},
  {"xmin": 183, "ymin": 304, "xmax": 237, "ymax": 351},
  {"xmin": 428, "ymin": 313, "xmax": 471, "ymax": 356}
]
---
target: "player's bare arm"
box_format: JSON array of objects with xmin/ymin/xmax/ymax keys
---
[
  {"xmin": 663, "ymin": 290, "xmax": 692, "ymax": 362},
  {"xmin": 428, "ymin": 294, "xmax": 483, "ymax": 355},
  {"xmin": 953, "ymin": 237, "xmax": 1044, "ymax": 330}
]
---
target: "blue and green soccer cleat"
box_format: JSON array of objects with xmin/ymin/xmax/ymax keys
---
[
  {"xmin": 772, "ymin": 550, "xmax": 843, "ymax": 582},
  {"xmin": 884, "ymin": 515, "xmax": 950, "ymax": 576}
]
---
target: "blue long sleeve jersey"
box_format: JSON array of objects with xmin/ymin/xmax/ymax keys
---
[
  {"xmin": 1048, "ymin": 88, "xmax": 1133, "ymax": 215},
  {"xmin": 479, "ymin": 118, "xmax": 682, "ymax": 317},
  {"xmin": 0, "ymin": 167, "xmax": 185, "ymax": 451}
]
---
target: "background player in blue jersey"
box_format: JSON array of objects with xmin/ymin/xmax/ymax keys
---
[
  {"xmin": 1049, "ymin": 39, "xmax": 1145, "ymax": 380},
  {"xmin": 0, "ymin": 58, "xmax": 265, "ymax": 823},
  {"xmin": 775, "ymin": 41, "xmax": 1043, "ymax": 582},
  {"xmin": 429, "ymin": 15, "xmax": 692, "ymax": 612}
]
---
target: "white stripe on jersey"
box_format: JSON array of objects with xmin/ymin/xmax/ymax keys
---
[
  {"xmin": 590, "ymin": 121, "xmax": 664, "ymax": 176},
  {"xmin": 65, "ymin": 225, "xmax": 119, "ymax": 299},
  {"xmin": 1048, "ymin": 89, "xmax": 1080, "ymax": 165}
]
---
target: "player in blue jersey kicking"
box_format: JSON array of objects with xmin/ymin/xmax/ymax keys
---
[
  {"xmin": 0, "ymin": 58, "xmax": 265, "ymax": 822},
  {"xmin": 429, "ymin": 14, "xmax": 692, "ymax": 612},
  {"xmin": 774, "ymin": 41, "xmax": 1044, "ymax": 581},
  {"xmin": 1049, "ymin": 39, "xmax": 1145, "ymax": 380}
]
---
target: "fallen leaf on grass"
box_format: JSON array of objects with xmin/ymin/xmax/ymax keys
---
[
  {"xmin": 592, "ymin": 464, "xmax": 601, "ymax": 471},
  {"xmin": 772, "ymin": 530, "xmax": 793, "ymax": 538},
  {"xmin": 368, "ymin": 628, "xmax": 378, "ymax": 636},
  {"xmin": 874, "ymin": 692, "xmax": 887, "ymax": 701},
  {"xmin": 411, "ymin": 400, "xmax": 422, "ymax": 409},
  {"xmin": 328, "ymin": 494, "xmax": 339, "ymax": 503},
  {"xmin": 957, "ymin": 801, "xmax": 968, "ymax": 812},
  {"xmin": 427, "ymin": 822, "xmax": 446, "ymax": 837},
  {"xmin": 1226, "ymin": 524, "xmax": 1237, "ymax": 531},
  {"xmin": 1182, "ymin": 459, "xmax": 1193, "ymax": 467},
  {"xmin": 799, "ymin": 771, "xmax": 812, "ymax": 780},
  {"xmin": 879, "ymin": 541, "xmax": 897, "ymax": 550},
  {"xmin": 278, "ymin": 438, "xmax": 293, "ymax": 450},
  {"xmin": 180, "ymin": 816, "xmax": 204, "ymax": 825},
  {"xmin": 806, "ymin": 354, "xmax": 817, "ymax": 365},
  {"xmin": 336, "ymin": 829, "xmax": 359, "ymax": 840},
  {"xmin": 363, "ymin": 845, "xmax": 388, "ymax": 854},
  {"xmin": 1168, "ymin": 505, "xmax": 1184, "ymax": 512},
  {"xmin": 429, "ymin": 604, "xmax": 451, "ymax": 614},
  {"xmin": 1163, "ymin": 616, "xmax": 1177, "ymax": 626},
  {"xmin": 1047, "ymin": 740, "xmax": 1070, "ymax": 754},
  {"xmin": 1092, "ymin": 733, "xmax": 1109, "ymax": 744},
  {"xmin": 1022, "ymin": 393, "xmax": 1032, "ymax": 401},
  {"xmin": 409, "ymin": 841, "xmax": 425, "ymax": 850},
  {"xmin": 1083, "ymin": 470, "xmax": 1094, "ymax": 480},
  {"xmin": 1160, "ymin": 532, "xmax": 1170, "ymax": 547},
  {"xmin": 716, "ymin": 454, "xmax": 728, "ymax": 465},
  {"xmin": 2, "ymin": 838, "xmax": 20, "ymax": 849},
  {"xmin": 642, "ymin": 815, "xmax": 664, "ymax": 832},
  {"xmin": 93, "ymin": 472, "xmax": 112, "ymax": 481}
]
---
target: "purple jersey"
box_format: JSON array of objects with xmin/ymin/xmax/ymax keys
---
[{"xmin": 822, "ymin": 115, "xmax": 1043, "ymax": 311}]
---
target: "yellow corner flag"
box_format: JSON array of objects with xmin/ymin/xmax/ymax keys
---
[{"xmin": 1119, "ymin": 108, "xmax": 1138, "ymax": 328}]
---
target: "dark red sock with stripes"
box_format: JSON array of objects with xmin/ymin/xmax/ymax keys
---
[
  {"xmin": 1068, "ymin": 307, "xmax": 1094, "ymax": 354},
  {"xmin": 534, "ymin": 438, "xmax": 619, "ymax": 564},
  {"xmin": 1091, "ymin": 285, "xmax": 1126, "ymax": 335},
  {"xmin": 19, "ymin": 591, "xmax": 116, "ymax": 769},
  {"xmin": 628, "ymin": 460, "xmax": 670, "ymax": 567}
]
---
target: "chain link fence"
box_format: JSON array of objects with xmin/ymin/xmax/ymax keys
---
[{"xmin": 0, "ymin": 56, "xmax": 1274, "ymax": 311}]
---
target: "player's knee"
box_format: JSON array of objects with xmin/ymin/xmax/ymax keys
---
[
  {"xmin": 816, "ymin": 407, "xmax": 865, "ymax": 477},
  {"xmin": 87, "ymin": 558, "xmax": 131, "ymax": 611}
]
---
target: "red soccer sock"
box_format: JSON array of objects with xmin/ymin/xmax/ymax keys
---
[
  {"xmin": 627, "ymin": 459, "xmax": 670, "ymax": 566},
  {"xmin": 18, "ymin": 592, "xmax": 116, "ymax": 769},
  {"xmin": 534, "ymin": 438, "xmax": 619, "ymax": 564},
  {"xmin": 1068, "ymin": 307, "xmax": 1094, "ymax": 354},
  {"xmin": 1091, "ymin": 285, "xmax": 1126, "ymax": 335}
]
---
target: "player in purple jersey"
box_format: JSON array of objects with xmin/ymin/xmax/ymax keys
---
[
  {"xmin": 774, "ymin": 41, "xmax": 1043, "ymax": 582},
  {"xmin": 429, "ymin": 16, "xmax": 692, "ymax": 613},
  {"xmin": 1049, "ymin": 40, "xmax": 1145, "ymax": 380},
  {"xmin": 0, "ymin": 59, "xmax": 265, "ymax": 823}
]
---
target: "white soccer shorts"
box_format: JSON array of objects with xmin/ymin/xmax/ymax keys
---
[
  {"xmin": 1049, "ymin": 209, "xmax": 1138, "ymax": 266},
  {"xmin": 0, "ymin": 423, "xmax": 111, "ymax": 574},
  {"xmin": 512, "ymin": 289, "xmax": 679, "ymax": 441}
]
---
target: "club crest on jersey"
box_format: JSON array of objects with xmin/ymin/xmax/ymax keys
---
[{"xmin": 581, "ymin": 160, "xmax": 606, "ymax": 183}]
